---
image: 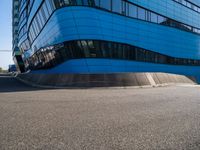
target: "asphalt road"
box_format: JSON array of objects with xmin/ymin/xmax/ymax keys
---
[{"xmin": 0, "ymin": 75, "xmax": 200, "ymax": 150}]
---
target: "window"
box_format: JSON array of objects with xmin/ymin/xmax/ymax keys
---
[
  {"xmin": 121, "ymin": 1, "xmax": 126, "ymax": 15},
  {"xmin": 45, "ymin": 1, "xmax": 53, "ymax": 14},
  {"xmin": 100, "ymin": 0, "xmax": 111, "ymax": 10},
  {"xmin": 150, "ymin": 12, "xmax": 157, "ymax": 23},
  {"xmin": 128, "ymin": 4, "xmax": 137, "ymax": 18},
  {"xmin": 112, "ymin": 0, "xmax": 122, "ymax": 13},
  {"xmin": 157, "ymin": 15, "xmax": 166, "ymax": 24},
  {"xmin": 27, "ymin": 39, "xmax": 200, "ymax": 71},
  {"xmin": 81, "ymin": 40, "xmax": 90, "ymax": 57},
  {"xmin": 94, "ymin": 0, "xmax": 100, "ymax": 7},
  {"xmin": 76, "ymin": 0, "xmax": 83, "ymax": 5},
  {"xmin": 88, "ymin": 0, "xmax": 95, "ymax": 6},
  {"xmin": 92, "ymin": 41, "xmax": 102, "ymax": 57},
  {"xmin": 138, "ymin": 7, "xmax": 146, "ymax": 20},
  {"xmin": 54, "ymin": 0, "xmax": 61, "ymax": 8},
  {"xmin": 186, "ymin": 1, "xmax": 192, "ymax": 8},
  {"xmin": 35, "ymin": 16, "xmax": 42, "ymax": 31},
  {"xmin": 182, "ymin": 0, "xmax": 187, "ymax": 5},
  {"xmin": 82, "ymin": 0, "xmax": 88, "ymax": 6},
  {"xmin": 38, "ymin": 11, "xmax": 45, "ymax": 27},
  {"xmin": 88, "ymin": 40, "xmax": 97, "ymax": 57},
  {"xmin": 41, "ymin": 6, "xmax": 47, "ymax": 22},
  {"xmin": 43, "ymin": 2, "xmax": 50, "ymax": 19},
  {"xmin": 32, "ymin": 20, "xmax": 39, "ymax": 35},
  {"xmin": 193, "ymin": 5, "xmax": 198, "ymax": 11},
  {"xmin": 197, "ymin": 8, "xmax": 200, "ymax": 13}
]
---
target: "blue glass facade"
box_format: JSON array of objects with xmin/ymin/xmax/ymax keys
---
[{"xmin": 13, "ymin": 0, "xmax": 200, "ymax": 79}]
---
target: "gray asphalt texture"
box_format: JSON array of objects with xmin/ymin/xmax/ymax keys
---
[{"xmin": 0, "ymin": 75, "xmax": 200, "ymax": 150}]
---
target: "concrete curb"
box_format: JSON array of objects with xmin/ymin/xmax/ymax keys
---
[
  {"xmin": 15, "ymin": 76, "xmax": 154, "ymax": 89},
  {"xmin": 15, "ymin": 72, "xmax": 197, "ymax": 89}
]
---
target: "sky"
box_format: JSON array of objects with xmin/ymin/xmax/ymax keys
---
[{"xmin": 0, "ymin": 0, "xmax": 13, "ymax": 70}]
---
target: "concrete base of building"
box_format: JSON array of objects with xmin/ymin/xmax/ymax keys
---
[
  {"xmin": 16, "ymin": 72, "xmax": 196, "ymax": 88},
  {"xmin": 0, "ymin": 73, "xmax": 10, "ymax": 77}
]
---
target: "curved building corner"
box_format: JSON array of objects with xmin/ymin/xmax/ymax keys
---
[{"xmin": 12, "ymin": 0, "xmax": 200, "ymax": 84}]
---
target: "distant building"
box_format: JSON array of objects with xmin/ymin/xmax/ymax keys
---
[
  {"xmin": 12, "ymin": 0, "xmax": 24, "ymax": 72},
  {"xmin": 8, "ymin": 64, "xmax": 17, "ymax": 72},
  {"xmin": 12, "ymin": 0, "xmax": 200, "ymax": 81}
]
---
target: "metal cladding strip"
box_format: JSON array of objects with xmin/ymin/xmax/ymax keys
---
[{"xmin": 146, "ymin": 73, "xmax": 156, "ymax": 86}]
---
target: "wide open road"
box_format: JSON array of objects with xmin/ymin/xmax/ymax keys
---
[{"xmin": 0, "ymin": 75, "xmax": 200, "ymax": 150}]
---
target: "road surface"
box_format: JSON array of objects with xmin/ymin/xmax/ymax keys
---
[{"xmin": 0, "ymin": 75, "xmax": 200, "ymax": 150}]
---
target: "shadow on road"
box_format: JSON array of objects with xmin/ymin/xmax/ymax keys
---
[{"xmin": 0, "ymin": 75, "xmax": 46, "ymax": 93}]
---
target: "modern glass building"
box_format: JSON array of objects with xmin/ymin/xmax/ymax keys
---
[
  {"xmin": 12, "ymin": 0, "xmax": 25, "ymax": 72},
  {"xmin": 13, "ymin": 0, "xmax": 200, "ymax": 81}
]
